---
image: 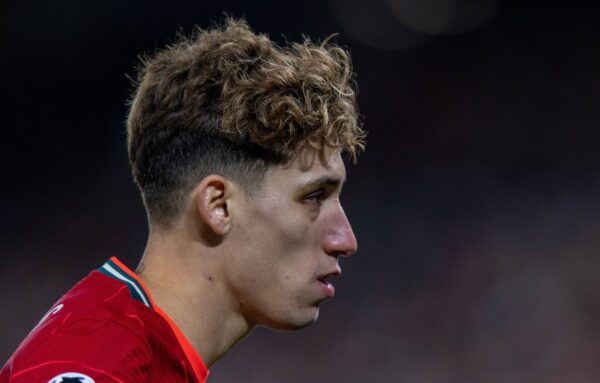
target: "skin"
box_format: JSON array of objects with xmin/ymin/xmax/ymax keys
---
[{"xmin": 136, "ymin": 147, "xmax": 357, "ymax": 367}]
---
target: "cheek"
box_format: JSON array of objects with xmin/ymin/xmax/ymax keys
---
[
  {"xmin": 240, "ymin": 217, "xmax": 316, "ymax": 292},
  {"xmin": 231, "ymin": 197, "xmax": 323, "ymax": 288},
  {"xmin": 250, "ymin": 204, "xmax": 313, "ymax": 256},
  {"xmin": 258, "ymin": 221, "xmax": 313, "ymax": 280},
  {"xmin": 228, "ymin": 208, "xmax": 326, "ymax": 327}
]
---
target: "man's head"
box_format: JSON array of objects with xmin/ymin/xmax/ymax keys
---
[
  {"xmin": 127, "ymin": 18, "xmax": 365, "ymax": 229},
  {"xmin": 126, "ymin": 18, "xmax": 365, "ymax": 330}
]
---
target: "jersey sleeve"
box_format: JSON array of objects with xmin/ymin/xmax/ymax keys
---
[
  {"xmin": 1, "ymin": 317, "xmax": 153, "ymax": 383},
  {"xmin": 3, "ymin": 361, "xmax": 122, "ymax": 383}
]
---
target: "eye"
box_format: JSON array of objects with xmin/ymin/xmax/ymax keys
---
[{"xmin": 303, "ymin": 188, "xmax": 327, "ymax": 206}]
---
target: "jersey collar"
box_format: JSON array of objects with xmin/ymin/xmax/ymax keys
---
[{"xmin": 98, "ymin": 257, "xmax": 209, "ymax": 382}]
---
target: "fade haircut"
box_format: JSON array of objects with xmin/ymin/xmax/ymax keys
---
[{"xmin": 126, "ymin": 18, "xmax": 365, "ymax": 228}]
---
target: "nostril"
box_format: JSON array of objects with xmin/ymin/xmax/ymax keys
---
[
  {"xmin": 325, "ymin": 242, "xmax": 356, "ymax": 258},
  {"xmin": 326, "ymin": 250, "xmax": 346, "ymax": 259}
]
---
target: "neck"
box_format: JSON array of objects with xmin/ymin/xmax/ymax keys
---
[{"xmin": 135, "ymin": 229, "xmax": 254, "ymax": 367}]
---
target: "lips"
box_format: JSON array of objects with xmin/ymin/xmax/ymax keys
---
[
  {"xmin": 318, "ymin": 278, "xmax": 335, "ymax": 298},
  {"xmin": 317, "ymin": 268, "xmax": 341, "ymax": 298}
]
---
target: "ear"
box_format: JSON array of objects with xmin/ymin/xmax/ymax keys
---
[{"xmin": 194, "ymin": 175, "xmax": 232, "ymax": 236}]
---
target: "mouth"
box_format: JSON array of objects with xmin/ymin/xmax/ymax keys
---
[
  {"xmin": 318, "ymin": 277, "xmax": 335, "ymax": 298},
  {"xmin": 317, "ymin": 269, "xmax": 341, "ymax": 298}
]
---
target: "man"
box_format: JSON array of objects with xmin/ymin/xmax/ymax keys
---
[{"xmin": 1, "ymin": 18, "xmax": 365, "ymax": 382}]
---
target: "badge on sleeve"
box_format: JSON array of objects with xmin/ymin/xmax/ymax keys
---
[{"xmin": 48, "ymin": 372, "xmax": 95, "ymax": 383}]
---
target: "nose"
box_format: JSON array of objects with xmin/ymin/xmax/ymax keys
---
[{"xmin": 323, "ymin": 202, "xmax": 358, "ymax": 258}]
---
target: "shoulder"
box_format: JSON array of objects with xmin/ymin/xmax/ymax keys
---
[{"xmin": 1, "ymin": 271, "xmax": 156, "ymax": 382}]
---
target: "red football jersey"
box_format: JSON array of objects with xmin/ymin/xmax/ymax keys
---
[{"xmin": 0, "ymin": 257, "xmax": 209, "ymax": 383}]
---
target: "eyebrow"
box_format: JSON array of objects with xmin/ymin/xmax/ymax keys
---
[{"xmin": 298, "ymin": 175, "xmax": 346, "ymax": 191}]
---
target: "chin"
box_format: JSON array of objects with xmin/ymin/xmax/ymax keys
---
[{"xmin": 263, "ymin": 307, "xmax": 320, "ymax": 331}]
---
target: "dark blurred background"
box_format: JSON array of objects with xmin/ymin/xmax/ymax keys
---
[{"xmin": 1, "ymin": 0, "xmax": 600, "ymax": 382}]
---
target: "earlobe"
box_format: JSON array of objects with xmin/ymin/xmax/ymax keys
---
[{"xmin": 195, "ymin": 176, "xmax": 232, "ymax": 236}]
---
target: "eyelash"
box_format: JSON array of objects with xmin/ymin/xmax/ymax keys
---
[{"xmin": 304, "ymin": 189, "xmax": 327, "ymax": 206}]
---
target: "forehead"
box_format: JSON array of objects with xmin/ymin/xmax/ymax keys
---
[{"xmin": 265, "ymin": 148, "xmax": 347, "ymax": 188}]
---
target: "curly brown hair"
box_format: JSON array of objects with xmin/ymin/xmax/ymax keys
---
[{"xmin": 127, "ymin": 18, "xmax": 365, "ymax": 228}]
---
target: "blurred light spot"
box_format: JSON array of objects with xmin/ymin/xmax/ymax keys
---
[
  {"xmin": 387, "ymin": 0, "xmax": 499, "ymax": 35},
  {"xmin": 331, "ymin": 0, "xmax": 498, "ymax": 50},
  {"xmin": 330, "ymin": 0, "xmax": 431, "ymax": 50}
]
